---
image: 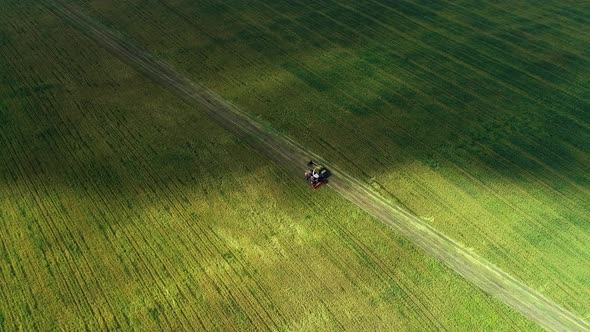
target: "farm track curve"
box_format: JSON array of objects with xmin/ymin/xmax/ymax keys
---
[{"xmin": 46, "ymin": 2, "xmax": 590, "ymax": 331}]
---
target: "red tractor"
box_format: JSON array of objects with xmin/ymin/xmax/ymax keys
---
[{"xmin": 304, "ymin": 160, "xmax": 331, "ymax": 189}]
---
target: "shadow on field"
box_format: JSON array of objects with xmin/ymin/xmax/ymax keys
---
[
  {"xmin": 97, "ymin": 0, "xmax": 590, "ymax": 187},
  {"xmin": 3, "ymin": 0, "xmax": 589, "ymax": 202}
]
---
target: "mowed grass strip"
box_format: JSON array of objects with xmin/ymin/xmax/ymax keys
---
[
  {"xmin": 74, "ymin": 0, "xmax": 590, "ymax": 319},
  {"xmin": 0, "ymin": 1, "xmax": 540, "ymax": 330}
]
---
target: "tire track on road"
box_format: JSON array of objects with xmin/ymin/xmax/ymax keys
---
[{"xmin": 46, "ymin": 2, "xmax": 589, "ymax": 331}]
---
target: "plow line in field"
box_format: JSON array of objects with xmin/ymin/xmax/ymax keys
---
[{"xmin": 46, "ymin": 2, "xmax": 589, "ymax": 331}]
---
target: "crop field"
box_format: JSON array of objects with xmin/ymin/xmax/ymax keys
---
[
  {"xmin": 0, "ymin": 1, "xmax": 544, "ymax": 330},
  {"xmin": 71, "ymin": 0, "xmax": 590, "ymax": 319},
  {"xmin": 1, "ymin": 0, "xmax": 588, "ymax": 330}
]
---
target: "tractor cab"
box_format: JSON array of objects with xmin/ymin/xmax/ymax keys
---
[{"xmin": 312, "ymin": 168, "xmax": 321, "ymax": 179}]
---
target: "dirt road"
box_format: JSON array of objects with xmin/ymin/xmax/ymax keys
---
[{"xmin": 46, "ymin": 2, "xmax": 590, "ymax": 331}]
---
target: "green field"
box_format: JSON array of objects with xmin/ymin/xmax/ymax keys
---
[{"xmin": 1, "ymin": 0, "xmax": 589, "ymax": 330}]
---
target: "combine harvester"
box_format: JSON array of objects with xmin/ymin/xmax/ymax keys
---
[{"xmin": 304, "ymin": 160, "xmax": 331, "ymax": 189}]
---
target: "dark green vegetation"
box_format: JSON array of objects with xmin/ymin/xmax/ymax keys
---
[{"xmin": 1, "ymin": 0, "xmax": 588, "ymax": 330}]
